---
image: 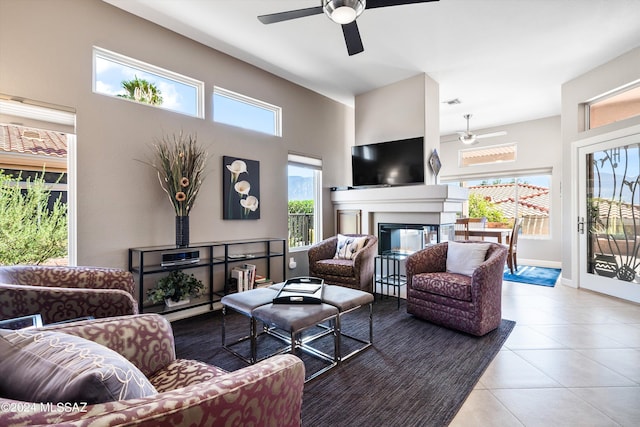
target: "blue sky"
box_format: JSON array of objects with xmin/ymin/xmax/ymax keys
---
[{"xmin": 213, "ymin": 93, "xmax": 276, "ymax": 135}]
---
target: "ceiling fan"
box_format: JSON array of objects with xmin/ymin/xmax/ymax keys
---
[
  {"xmin": 457, "ymin": 114, "xmax": 507, "ymax": 145},
  {"xmin": 257, "ymin": 0, "xmax": 439, "ymax": 56}
]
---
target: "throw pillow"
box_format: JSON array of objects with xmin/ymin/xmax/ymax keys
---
[
  {"xmin": 0, "ymin": 328, "xmax": 157, "ymax": 404},
  {"xmin": 446, "ymin": 241, "xmax": 490, "ymax": 276},
  {"xmin": 334, "ymin": 234, "xmax": 367, "ymax": 260}
]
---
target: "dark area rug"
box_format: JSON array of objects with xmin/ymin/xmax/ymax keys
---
[{"xmin": 172, "ymin": 297, "xmax": 515, "ymax": 427}]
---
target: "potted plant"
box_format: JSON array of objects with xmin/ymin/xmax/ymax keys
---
[{"xmin": 147, "ymin": 270, "xmax": 204, "ymax": 307}]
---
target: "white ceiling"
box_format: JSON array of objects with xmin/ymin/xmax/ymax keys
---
[{"xmin": 104, "ymin": 0, "xmax": 640, "ymax": 135}]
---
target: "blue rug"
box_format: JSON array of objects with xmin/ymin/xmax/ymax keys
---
[{"xmin": 503, "ymin": 265, "xmax": 561, "ymax": 287}]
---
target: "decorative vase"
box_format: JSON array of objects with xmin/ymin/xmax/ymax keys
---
[
  {"xmin": 593, "ymin": 254, "xmax": 617, "ymax": 278},
  {"xmin": 176, "ymin": 215, "xmax": 189, "ymax": 247},
  {"xmin": 165, "ymin": 297, "xmax": 191, "ymax": 308}
]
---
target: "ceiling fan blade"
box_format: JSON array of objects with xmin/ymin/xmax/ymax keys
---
[
  {"xmin": 366, "ymin": 0, "xmax": 439, "ymax": 10},
  {"xmin": 476, "ymin": 131, "xmax": 508, "ymax": 139},
  {"xmin": 342, "ymin": 21, "xmax": 364, "ymax": 56},
  {"xmin": 258, "ymin": 6, "xmax": 323, "ymax": 24}
]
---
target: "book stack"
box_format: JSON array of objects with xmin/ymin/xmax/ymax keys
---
[
  {"xmin": 254, "ymin": 275, "xmax": 273, "ymax": 288},
  {"xmin": 231, "ymin": 263, "xmax": 257, "ymax": 292}
]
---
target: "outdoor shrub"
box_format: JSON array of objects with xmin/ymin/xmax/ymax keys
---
[{"xmin": 0, "ymin": 170, "xmax": 67, "ymax": 265}]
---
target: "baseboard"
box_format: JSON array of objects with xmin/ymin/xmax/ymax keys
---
[
  {"xmin": 518, "ymin": 258, "xmax": 561, "ymax": 269},
  {"xmin": 560, "ymin": 277, "xmax": 577, "ymax": 288}
]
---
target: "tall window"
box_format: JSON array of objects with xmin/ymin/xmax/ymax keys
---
[
  {"xmin": 213, "ymin": 87, "xmax": 282, "ymax": 136},
  {"xmin": 453, "ymin": 174, "xmax": 551, "ymax": 238},
  {"xmin": 93, "ymin": 47, "xmax": 204, "ymax": 118},
  {"xmin": 0, "ymin": 98, "xmax": 76, "ymax": 265},
  {"xmin": 288, "ymin": 154, "xmax": 322, "ymax": 250}
]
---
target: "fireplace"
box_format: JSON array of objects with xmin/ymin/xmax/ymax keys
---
[{"xmin": 378, "ymin": 223, "xmax": 454, "ymax": 255}]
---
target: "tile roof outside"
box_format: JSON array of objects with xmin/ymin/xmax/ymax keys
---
[
  {"xmin": 469, "ymin": 183, "xmax": 550, "ymax": 218},
  {"xmin": 0, "ymin": 124, "xmax": 67, "ymax": 157},
  {"xmin": 595, "ymin": 199, "xmax": 640, "ymax": 220}
]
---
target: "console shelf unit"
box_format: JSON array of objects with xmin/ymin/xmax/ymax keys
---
[{"xmin": 128, "ymin": 238, "xmax": 286, "ymax": 315}]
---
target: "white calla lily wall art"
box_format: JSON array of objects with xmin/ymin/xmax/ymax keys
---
[{"xmin": 223, "ymin": 156, "xmax": 260, "ymax": 219}]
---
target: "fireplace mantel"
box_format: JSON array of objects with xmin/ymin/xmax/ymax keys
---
[{"xmin": 330, "ymin": 184, "xmax": 468, "ymax": 234}]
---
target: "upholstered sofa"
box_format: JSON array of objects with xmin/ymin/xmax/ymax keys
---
[
  {"xmin": 0, "ymin": 313, "xmax": 305, "ymax": 427},
  {"xmin": 308, "ymin": 234, "xmax": 378, "ymax": 293},
  {"xmin": 0, "ymin": 265, "xmax": 138, "ymax": 324},
  {"xmin": 405, "ymin": 241, "xmax": 508, "ymax": 336}
]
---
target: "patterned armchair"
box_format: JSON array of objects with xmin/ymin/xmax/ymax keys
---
[
  {"xmin": 0, "ymin": 314, "xmax": 305, "ymax": 427},
  {"xmin": 405, "ymin": 241, "xmax": 508, "ymax": 336},
  {"xmin": 308, "ymin": 234, "xmax": 378, "ymax": 293},
  {"xmin": 0, "ymin": 265, "xmax": 138, "ymax": 324}
]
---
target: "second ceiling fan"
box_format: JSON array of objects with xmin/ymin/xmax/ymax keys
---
[
  {"xmin": 457, "ymin": 114, "xmax": 507, "ymax": 145},
  {"xmin": 258, "ymin": 0, "xmax": 440, "ymax": 56}
]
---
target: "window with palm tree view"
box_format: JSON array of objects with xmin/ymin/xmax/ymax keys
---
[{"xmin": 93, "ymin": 47, "xmax": 203, "ymax": 118}]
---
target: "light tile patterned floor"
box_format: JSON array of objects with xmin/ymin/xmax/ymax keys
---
[{"xmin": 449, "ymin": 280, "xmax": 640, "ymax": 427}]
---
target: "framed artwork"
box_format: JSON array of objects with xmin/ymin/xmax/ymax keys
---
[
  {"xmin": 223, "ymin": 155, "xmax": 260, "ymax": 220},
  {"xmin": 429, "ymin": 149, "xmax": 442, "ymax": 177}
]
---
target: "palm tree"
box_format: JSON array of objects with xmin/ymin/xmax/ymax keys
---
[{"xmin": 118, "ymin": 76, "xmax": 163, "ymax": 105}]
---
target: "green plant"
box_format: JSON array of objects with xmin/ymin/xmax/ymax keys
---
[
  {"xmin": 140, "ymin": 131, "xmax": 209, "ymax": 217},
  {"xmin": 0, "ymin": 170, "xmax": 67, "ymax": 265},
  {"xmin": 288, "ymin": 200, "xmax": 313, "ymax": 213},
  {"xmin": 147, "ymin": 270, "xmax": 204, "ymax": 304},
  {"xmin": 118, "ymin": 75, "xmax": 163, "ymax": 105},
  {"xmin": 468, "ymin": 193, "xmax": 507, "ymax": 223}
]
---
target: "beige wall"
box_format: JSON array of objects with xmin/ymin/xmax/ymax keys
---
[
  {"xmin": 439, "ymin": 116, "xmax": 562, "ymax": 265},
  {"xmin": 354, "ymin": 73, "xmax": 440, "ymax": 185},
  {"xmin": 561, "ymin": 46, "xmax": 640, "ymax": 284},
  {"xmin": 355, "ymin": 73, "xmax": 427, "ymax": 145},
  {"xmin": 0, "ymin": 0, "xmax": 353, "ymax": 270}
]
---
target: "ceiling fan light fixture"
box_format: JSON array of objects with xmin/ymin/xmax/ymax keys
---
[
  {"xmin": 323, "ymin": 0, "xmax": 366, "ymax": 24},
  {"xmin": 459, "ymin": 135, "xmax": 477, "ymax": 145}
]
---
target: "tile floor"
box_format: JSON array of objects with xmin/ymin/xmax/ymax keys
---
[{"xmin": 450, "ymin": 280, "xmax": 640, "ymax": 427}]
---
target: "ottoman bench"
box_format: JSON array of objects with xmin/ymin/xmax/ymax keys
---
[
  {"xmin": 221, "ymin": 287, "xmax": 278, "ymax": 363},
  {"xmin": 221, "ymin": 282, "xmax": 374, "ymax": 380},
  {"xmin": 321, "ymin": 285, "xmax": 374, "ymax": 362},
  {"xmin": 252, "ymin": 302, "xmax": 339, "ymax": 381}
]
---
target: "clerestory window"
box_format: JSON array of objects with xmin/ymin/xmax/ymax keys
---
[
  {"xmin": 213, "ymin": 87, "xmax": 282, "ymax": 136},
  {"xmin": 587, "ymin": 82, "xmax": 640, "ymax": 129},
  {"xmin": 93, "ymin": 47, "xmax": 204, "ymax": 118}
]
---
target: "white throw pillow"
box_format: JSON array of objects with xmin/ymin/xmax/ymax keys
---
[
  {"xmin": 334, "ymin": 234, "xmax": 367, "ymax": 260},
  {"xmin": 446, "ymin": 242, "xmax": 490, "ymax": 276}
]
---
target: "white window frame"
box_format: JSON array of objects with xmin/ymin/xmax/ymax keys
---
[
  {"xmin": 287, "ymin": 153, "xmax": 322, "ymax": 252},
  {"xmin": 0, "ymin": 97, "xmax": 77, "ymax": 265},
  {"xmin": 213, "ymin": 86, "xmax": 282, "ymax": 137},
  {"xmin": 93, "ymin": 47, "xmax": 205, "ymax": 119}
]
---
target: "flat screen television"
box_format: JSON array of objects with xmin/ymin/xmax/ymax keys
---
[{"xmin": 351, "ymin": 137, "xmax": 425, "ymax": 187}]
